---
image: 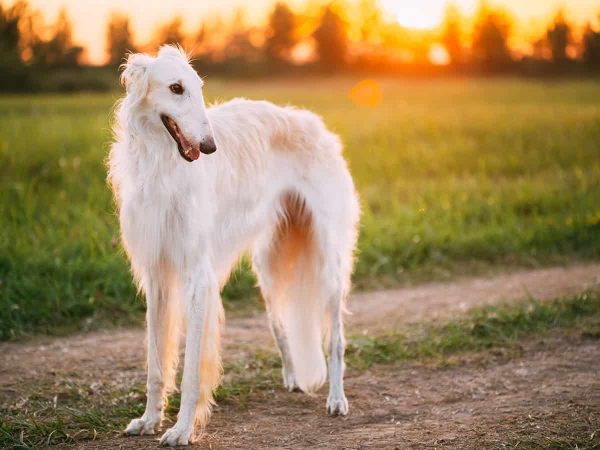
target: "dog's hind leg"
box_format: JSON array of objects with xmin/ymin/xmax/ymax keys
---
[
  {"xmin": 268, "ymin": 307, "xmax": 299, "ymax": 391},
  {"xmin": 314, "ymin": 219, "xmax": 355, "ymax": 416},
  {"xmin": 126, "ymin": 266, "xmax": 181, "ymax": 435},
  {"xmin": 302, "ymin": 169, "xmax": 358, "ymax": 416},
  {"xmin": 252, "ymin": 243, "xmax": 299, "ymax": 391},
  {"xmin": 325, "ymin": 284, "xmax": 348, "ymax": 415}
]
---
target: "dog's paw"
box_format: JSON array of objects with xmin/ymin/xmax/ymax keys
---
[
  {"xmin": 326, "ymin": 393, "xmax": 349, "ymax": 416},
  {"xmin": 124, "ymin": 416, "xmax": 160, "ymax": 435},
  {"xmin": 159, "ymin": 424, "xmax": 195, "ymax": 447},
  {"xmin": 282, "ymin": 368, "xmax": 300, "ymax": 392}
]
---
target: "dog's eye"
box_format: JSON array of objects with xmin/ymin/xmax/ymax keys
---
[{"xmin": 169, "ymin": 83, "xmax": 184, "ymax": 95}]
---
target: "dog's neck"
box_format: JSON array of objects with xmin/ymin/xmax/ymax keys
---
[{"xmin": 120, "ymin": 106, "xmax": 183, "ymax": 172}]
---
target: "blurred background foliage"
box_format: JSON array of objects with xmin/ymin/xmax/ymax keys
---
[{"xmin": 1, "ymin": 0, "xmax": 600, "ymax": 92}]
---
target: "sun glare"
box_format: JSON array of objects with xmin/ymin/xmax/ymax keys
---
[
  {"xmin": 428, "ymin": 44, "xmax": 450, "ymax": 65},
  {"xmin": 381, "ymin": 0, "xmax": 446, "ymax": 29}
]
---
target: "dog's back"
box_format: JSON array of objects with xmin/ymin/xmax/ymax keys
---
[{"xmin": 208, "ymin": 98, "xmax": 344, "ymax": 163}]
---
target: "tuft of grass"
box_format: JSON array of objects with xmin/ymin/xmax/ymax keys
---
[
  {"xmin": 0, "ymin": 383, "xmax": 144, "ymax": 450},
  {"xmin": 1, "ymin": 291, "xmax": 599, "ymax": 448},
  {"xmin": 2, "ymin": 79, "xmax": 600, "ymax": 339},
  {"xmin": 346, "ymin": 291, "xmax": 600, "ymax": 369},
  {"xmin": 512, "ymin": 438, "xmax": 600, "ymax": 450}
]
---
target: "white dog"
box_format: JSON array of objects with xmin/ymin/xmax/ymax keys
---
[{"xmin": 108, "ymin": 46, "xmax": 359, "ymax": 446}]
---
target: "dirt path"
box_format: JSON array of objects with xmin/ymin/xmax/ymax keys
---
[
  {"xmin": 1, "ymin": 263, "xmax": 600, "ymax": 449},
  {"xmin": 80, "ymin": 335, "xmax": 600, "ymax": 450}
]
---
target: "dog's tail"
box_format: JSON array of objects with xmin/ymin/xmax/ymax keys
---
[
  {"xmin": 266, "ymin": 194, "xmax": 328, "ymax": 393},
  {"xmin": 280, "ymin": 266, "xmax": 328, "ymax": 393}
]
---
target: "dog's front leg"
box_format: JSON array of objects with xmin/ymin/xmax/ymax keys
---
[
  {"xmin": 160, "ymin": 264, "xmax": 222, "ymax": 447},
  {"xmin": 126, "ymin": 273, "xmax": 179, "ymax": 436}
]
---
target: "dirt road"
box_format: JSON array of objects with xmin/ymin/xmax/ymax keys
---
[{"xmin": 1, "ymin": 263, "xmax": 599, "ymax": 449}]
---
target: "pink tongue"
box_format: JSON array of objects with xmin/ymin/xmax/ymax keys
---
[
  {"xmin": 186, "ymin": 145, "xmax": 200, "ymax": 161},
  {"xmin": 176, "ymin": 128, "xmax": 200, "ymax": 161}
]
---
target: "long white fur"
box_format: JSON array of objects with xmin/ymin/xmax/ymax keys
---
[{"xmin": 109, "ymin": 46, "xmax": 359, "ymax": 446}]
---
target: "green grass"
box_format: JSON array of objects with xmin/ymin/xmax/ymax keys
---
[
  {"xmin": 1, "ymin": 291, "xmax": 599, "ymax": 449},
  {"xmin": 2, "ymin": 78, "xmax": 600, "ymax": 339},
  {"xmin": 346, "ymin": 291, "xmax": 600, "ymax": 369}
]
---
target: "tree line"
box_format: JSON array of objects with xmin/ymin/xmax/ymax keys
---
[{"xmin": 2, "ymin": 0, "xmax": 600, "ymax": 92}]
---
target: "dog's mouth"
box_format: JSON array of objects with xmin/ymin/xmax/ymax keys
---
[{"xmin": 160, "ymin": 114, "xmax": 200, "ymax": 162}]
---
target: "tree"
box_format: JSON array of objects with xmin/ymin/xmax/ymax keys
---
[
  {"xmin": 472, "ymin": 3, "xmax": 512, "ymax": 71},
  {"xmin": 48, "ymin": 8, "xmax": 82, "ymax": 66},
  {"xmin": 0, "ymin": 1, "xmax": 29, "ymax": 90},
  {"xmin": 357, "ymin": 0, "xmax": 383, "ymax": 43},
  {"xmin": 32, "ymin": 8, "xmax": 83, "ymax": 68},
  {"xmin": 312, "ymin": 6, "xmax": 348, "ymax": 70},
  {"xmin": 154, "ymin": 16, "xmax": 185, "ymax": 48},
  {"xmin": 546, "ymin": 11, "xmax": 571, "ymax": 64},
  {"xmin": 583, "ymin": 20, "xmax": 600, "ymax": 70},
  {"xmin": 442, "ymin": 3, "xmax": 463, "ymax": 66},
  {"xmin": 224, "ymin": 9, "xmax": 258, "ymax": 62},
  {"xmin": 265, "ymin": 2, "xmax": 297, "ymax": 63},
  {"xmin": 0, "ymin": 1, "xmax": 23, "ymax": 57},
  {"xmin": 192, "ymin": 22, "xmax": 206, "ymax": 52},
  {"xmin": 106, "ymin": 13, "xmax": 135, "ymax": 67}
]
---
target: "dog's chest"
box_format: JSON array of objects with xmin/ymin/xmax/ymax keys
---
[{"xmin": 119, "ymin": 181, "xmax": 195, "ymax": 266}]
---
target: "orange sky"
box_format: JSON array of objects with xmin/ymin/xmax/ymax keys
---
[{"xmin": 16, "ymin": 0, "xmax": 600, "ymax": 64}]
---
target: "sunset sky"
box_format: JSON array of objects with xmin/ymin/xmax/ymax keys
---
[{"xmin": 17, "ymin": 0, "xmax": 600, "ymax": 64}]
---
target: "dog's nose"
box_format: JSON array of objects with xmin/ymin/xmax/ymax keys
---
[{"xmin": 201, "ymin": 136, "xmax": 217, "ymax": 154}]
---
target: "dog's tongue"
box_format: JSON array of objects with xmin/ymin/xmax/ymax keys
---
[
  {"xmin": 182, "ymin": 142, "xmax": 200, "ymax": 161},
  {"xmin": 176, "ymin": 126, "xmax": 200, "ymax": 161}
]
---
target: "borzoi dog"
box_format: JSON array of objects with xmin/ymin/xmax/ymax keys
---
[{"xmin": 108, "ymin": 45, "xmax": 359, "ymax": 446}]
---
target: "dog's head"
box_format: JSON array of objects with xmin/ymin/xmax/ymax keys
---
[{"xmin": 121, "ymin": 45, "xmax": 216, "ymax": 161}]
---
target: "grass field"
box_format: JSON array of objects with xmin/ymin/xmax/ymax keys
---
[{"xmin": 1, "ymin": 78, "xmax": 600, "ymax": 339}]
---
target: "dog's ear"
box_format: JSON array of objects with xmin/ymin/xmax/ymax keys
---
[{"xmin": 120, "ymin": 53, "xmax": 152, "ymax": 101}]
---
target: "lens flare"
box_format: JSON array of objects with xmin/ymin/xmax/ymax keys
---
[{"xmin": 349, "ymin": 79, "xmax": 382, "ymax": 108}]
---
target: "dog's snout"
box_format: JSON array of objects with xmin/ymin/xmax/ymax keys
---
[{"xmin": 201, "ymin": 136, "xmax": 217, "ymax": 155}]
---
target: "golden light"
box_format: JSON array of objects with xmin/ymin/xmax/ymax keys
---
[
  {"xmin": 349, "ymin": 80, "xmax": 382, "ymax": 108},
  {"xmin": 381, "ymin": 0, "xmax": 447, "ymax": 30},
  {"xmin": 428, "ymin": 43, "xmax": 450, "ymax": 65}
]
